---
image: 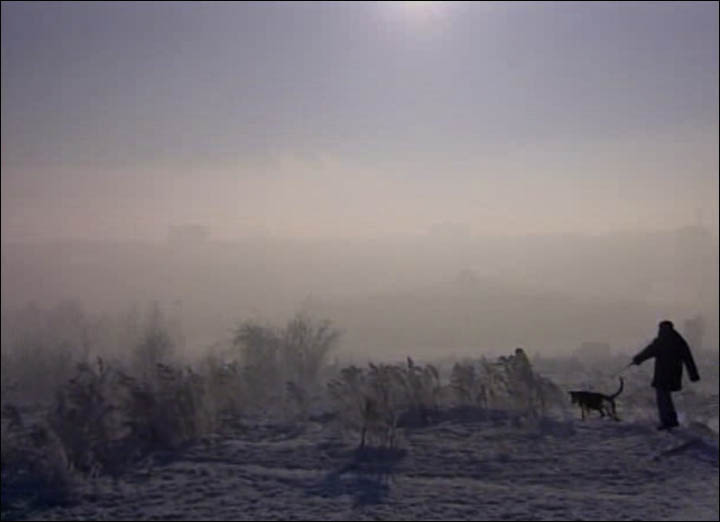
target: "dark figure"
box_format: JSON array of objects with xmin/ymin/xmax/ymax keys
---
[{"xmin": 632, "ymin": 320, "xmax": 700, "ymax": 430}]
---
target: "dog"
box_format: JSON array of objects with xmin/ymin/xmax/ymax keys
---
[{"xmin": 568, "ymin": 377, "xmax": 623, "ymax": 421}]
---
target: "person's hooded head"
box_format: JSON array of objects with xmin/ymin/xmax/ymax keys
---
[{"xmin": 658, "ymin": 320, "xmax": 674, "ymax": 337}]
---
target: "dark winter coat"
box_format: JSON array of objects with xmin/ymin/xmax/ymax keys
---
[{"xmin": 633, "ymin": 329, "xmax": 700, "ymax": 391}]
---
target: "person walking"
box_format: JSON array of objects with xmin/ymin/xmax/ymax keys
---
[{"xmin": 632, "ymin": 320, "xmax": 700, "ymax": 430}]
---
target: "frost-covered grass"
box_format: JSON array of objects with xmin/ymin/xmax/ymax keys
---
[
  {"xmin": 3, "ymin": 405, "xmax": 717, "ymax": 521},
  {"xmin": 2, "ymin": 306, "xmax": 717, "ymax": 520}
]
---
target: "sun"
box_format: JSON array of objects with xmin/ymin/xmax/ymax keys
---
[
  {"xmin": 399, "ymin": 1, "xmax": 442, "ymax": 14},
  {"xmin": 401, "ymin": 1, "xmax": 436, "ymax": 7},
  {"xmin": 385, "ymin": 1, "xmax": 449, "ymax": 26}
]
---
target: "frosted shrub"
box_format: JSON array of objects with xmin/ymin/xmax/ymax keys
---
[
  {"xmin": 450, "ymin": 360, "xmax": 487, "ymax": 407},
  {"xmin": 49, "ymin": 358, "xmax": 132, "ymax": 476},
  {"xmin": 396, "ymin": 357, "xmax": 441, "ymax": 426},
  {"xmin": 451, "ymin": 349, "xmax": 564, "ymax": 418},
  {"xmin": 126, "ymin": 363, "xmax": 218, "ymax": 451},
  {"xmin": 232, "ymin": 314, "xmax": 340, "ymax": 416},
  {"xmin": 49, "ymin": 358, "xmax": 218, "ymax": 477},
  {"xmin": 328, "ymin": 358, "xmax": 442, "ymax": 448},
  {"xmin": 1, "ymin": 405, "xmax": 78, "ymax": 510},
  {"xmin": 200, "ymin": 357, "xmax": 246, "ymax": 421}
]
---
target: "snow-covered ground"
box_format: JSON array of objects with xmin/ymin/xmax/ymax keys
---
[{"xmin": 10, "ymin": 410, "xmax": 718, "ymax": 521}]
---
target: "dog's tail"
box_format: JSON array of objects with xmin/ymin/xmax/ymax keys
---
[{"xmin": 609, "ymin": 377, "xmax": 624, "ymax": 400}]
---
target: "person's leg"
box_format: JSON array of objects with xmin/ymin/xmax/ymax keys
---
[
  {"xmin": 655, "ymin": 387, "xmax": 679, "ymax": 428},
  {"xmin": 665, "ymin": 391, "xmax": 679, "ymax": 426}
]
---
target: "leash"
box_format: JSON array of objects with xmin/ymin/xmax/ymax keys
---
[{"xmin": 611, "ymin": 362, "xmax": 633, "ymax": 379}]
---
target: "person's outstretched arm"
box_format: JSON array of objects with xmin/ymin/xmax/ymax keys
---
[{"xmin": 633, "ymin": 339, "xmax": 658, "ymax": 366}]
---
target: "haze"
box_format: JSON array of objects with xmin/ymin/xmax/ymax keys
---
[{"xmin": 2, "ymin": 2, "xmax": 718, "ymax": 358}]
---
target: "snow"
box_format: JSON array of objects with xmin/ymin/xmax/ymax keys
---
[{"xmin": 14, "ymin": 412, "xmax": 718, "ymax": 521}]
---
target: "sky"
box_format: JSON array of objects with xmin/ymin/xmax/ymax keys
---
[{"xmin": 2, "ymin": 1, "xmax": 718, "ymax": 241}]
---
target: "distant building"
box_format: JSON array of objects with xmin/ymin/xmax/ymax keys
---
[{"xmin": 167, "ymin": 224, "xmax": 210, "ymax": 245}]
